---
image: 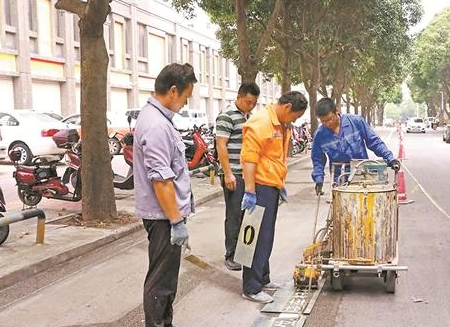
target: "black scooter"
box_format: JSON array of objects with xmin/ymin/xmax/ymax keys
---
[{"xmin": 0, "ymin": 185, "xmax": 9, "ymax": 245}]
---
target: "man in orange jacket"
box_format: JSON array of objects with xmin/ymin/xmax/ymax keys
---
[{"xmin": 240, "ymin": 91, "xmax": 308, "ymax": 303}]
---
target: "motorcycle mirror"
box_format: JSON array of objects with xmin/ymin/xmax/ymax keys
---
[{"xmin": 8, "ymin": 150, "xmax": 22, "ymax": 163}]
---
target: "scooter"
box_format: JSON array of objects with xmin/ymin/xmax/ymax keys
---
[
  {"xmin": 0, "ymin": 185, "xmax": 8, "ymax": 245},
  {"xmin": 182, "ymin": 124, "xmax": 219, "ymax": 174},
  {"xmin": 292, "ymin": 123, "xmax": 312, "ymax": 155},
  {"xmin": 10, "ymin": 129, "xmax": 82, "ymax": 206},
  {"xmin": 113, "ymin": 116, "xmax": 134, "ymax": 190}
]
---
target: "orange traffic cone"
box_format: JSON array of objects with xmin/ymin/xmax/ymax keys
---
[
  {"xmin": 398, "ymin": 142, "xmax": 405, "ymax": 160},
  {"xmin": 397, "ymin": 170, "xmax": 413, "ymax": 205}
]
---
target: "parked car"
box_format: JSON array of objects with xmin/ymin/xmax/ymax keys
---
[
  {"xmin": 0, "ymin": 111, "xmax": 75, "ymax": 165},
  {"xmin": 406, "ymin": 117, "xmax": 426, "ymax": 133},
  {"xmin": 0, "ymin": 129, "xmax": 6, "ymax": 160},
  {"xmin": 62, "ymin": 113, "xmax": 130, "ymax": 155},
  {"xmin": 173, "ymin": 108, "xmax": 209, "ymax": 131},
  {"xmin": 443, "ymin": 124, "xmax": 450, "ymax": 143},
  {"xmin": 42, "ymin": 112, "xmax": 64, "ymax": 121}
]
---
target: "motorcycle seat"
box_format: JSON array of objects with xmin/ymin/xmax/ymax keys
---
[{"xmin": 17, "ymin": 165, "xmax": 36, "ymax": 173}]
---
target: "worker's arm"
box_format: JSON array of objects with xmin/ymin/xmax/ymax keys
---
[
  {"xmin": 242, "ymin": 162, "xmax": 257, "ymax": 193},
  {"xmin": 153, "ymin": 180, "xmax": 181, "ymax": 223},
  {"xmin": 311, "ymin": 132, "xmax": 327, "ymax": 184},
  {"xmin": 142, "ymin": 125, "xmax": 182, "ymax": 223},
  {"xmin": 240, "ymin": 125, "xmax": 265, "ymax": 193},
  {"xmin": 359, "ymin": 117, "xmax": 395, "ymax": 163},
  {"xmin": 216, "ymin": 136, "xmax": 236, "ymax": 190}
]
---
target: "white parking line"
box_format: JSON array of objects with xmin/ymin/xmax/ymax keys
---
[
  {"xmin": 402, "ymin": 163, "xmax": 450, "ymax": 221},
  {"xmin": 384, "ymin": 127, "xmax": 396, "ymax": 145}
]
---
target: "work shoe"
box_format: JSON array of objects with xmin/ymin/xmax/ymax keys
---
[
  {"xmin": 262, "ymin": 282, "xmax": 282, "ymax": 291},
  {"xmin": 242, "ymin": 291, "xmax": 274, "ymax": 303},
  {"xmin": 224, "ymin": 258, "xmax": 242, "ymax": 271}
]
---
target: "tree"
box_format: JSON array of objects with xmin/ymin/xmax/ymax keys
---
[
  {"xmin": 408, "ymin": 7, "xmax": 450, "ymax": 122},
  {"xmin": 55, "ymin": 0, "xmax": 117, "ymax": 222},
  {"xmin": 171, "ymin": 0, "xmax": 283, "ymax": 82}
]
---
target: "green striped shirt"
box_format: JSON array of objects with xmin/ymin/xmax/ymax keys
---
[{"xmin": 215, "ymin": 103, "xmax": 248, "ymax": 175}]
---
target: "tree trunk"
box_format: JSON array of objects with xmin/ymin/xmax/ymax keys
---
[
  {"xmin": 376, "ymin": 103, "xmax": 385, "ymax": 126},
  {"xmin": 234, "ymin": 0, "xmax": 282, "ymax": 82},
  {"xmin": 280, "ymin": 0, "xmax": 292, "ymax": 94},
  {"xmin": 56, "ymin": 0, "xmax": 117, "ymax": 222}
]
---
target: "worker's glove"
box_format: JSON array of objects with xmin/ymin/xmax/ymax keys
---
[
  {"xmin": 279, "ymin": 187, "xmax": 288, "ymax": 204},
  {"xmin": 241, "ymin": 191, "xmax": 257, "ymax": 214},
  {"xmin": 388, "ymin": 159, "xmax": 401, "ymax": 172},
  {"xmin": 315, "ymin": 182, "xmax": 324, "ymax": 196},
  {"xmin": 170, "ymin": 219, "xmax": 189, "ymax": 246}
]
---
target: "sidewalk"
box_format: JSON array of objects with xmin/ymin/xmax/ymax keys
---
[{"xmin": 0, "ymin": 155, "xmax": 308, "ymax": 290}]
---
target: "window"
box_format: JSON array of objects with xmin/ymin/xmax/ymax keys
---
[
  {"xmin": 0, "ymin": 113, "xmax": 19, "ymax": 126},
  {"xmin": 28, "ymin": 0, "xmax": 37, "ymax": 32},
  {"xmin": 213, "ymin": 53, "xmax": 220, "ymax": 87},
  {"xmin": 225, "ymin": 60, "xmax": 230, "ymax": 88},
  {"xmin": 181, "ymin": 40, "xmax": 189, "ymax": 64},
  {"xmin": 73, "ymin": 16, "xmax": 80, "ymax": 42},
  {"xmin": 114, "ymin": 22, "xmax": 125, "ymax": 69},
  {"xmin": 2, "ymin": 0, "xmax": 12, "ymax": 26},
  {"xmin": 148, "ymin": 33, "xmax": 166, "ymax": 77},
  {"xmin": 138, "ymin": 23, "xmax": 146, "ymax": 58},
  {"xmin": 200, "ymin": 48, "xmax": 207, "ymax": 83},
  {"xmin": 125, "ymin": 19, "xmax": 132, "ymax": 55},
  {"xmin": 55, "ymin": 10, "xmax": 64, "ymax": 39}
]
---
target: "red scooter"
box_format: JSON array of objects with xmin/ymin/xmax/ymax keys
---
[
  {"xmin": 10, "ymin": 129, "xmax": 82, "ymax": 206},
  {"xmin": 182, "ymin": 124, "xmax": 218, "ymax": 173}
]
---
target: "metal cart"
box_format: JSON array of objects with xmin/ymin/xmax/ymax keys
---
[{"xmin": 294, "ymin": 160, "xmax": 408, "ymax": 293}]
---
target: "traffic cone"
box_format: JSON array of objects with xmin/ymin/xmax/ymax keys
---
[
  {"xmin": 397, "ymin": 170, "xmax": 413, "ymax": 205},
  {"xmin": 398, "ymin": 142, "xmax": 405, "ymax": 160}
]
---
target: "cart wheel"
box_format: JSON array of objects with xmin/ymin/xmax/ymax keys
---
[
  {"xmin": 385, "ymin": 271, "xmax": 396, "ymax": 293},
  {"xmin": 330, "ymin": 272, "xmax": 344, "ymax": 291}
]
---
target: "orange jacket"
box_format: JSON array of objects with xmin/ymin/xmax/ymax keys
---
[{"xmin": 240, "ymin": 104, "xmax": 291, "ymax": 189}]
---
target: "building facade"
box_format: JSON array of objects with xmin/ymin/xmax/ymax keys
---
[{"xmin": 0, "ymin": 0, "xmax": 280, "ymax": 124}]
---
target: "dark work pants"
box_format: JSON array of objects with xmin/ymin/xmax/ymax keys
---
[
  {"xmin": 243, "ymin": 184, "xmax": 280, "ymax": 295},
  {"xmin": 221, "ymin": 174, "xmax": 245, "ymax": 260},
  {"xmin": 143, "ymin": 219, "xmax": 181, "ymax": 327}
]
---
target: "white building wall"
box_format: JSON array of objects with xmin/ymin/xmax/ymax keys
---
[{"xmin": 0, "ymin": 77, "xmax": 14, "ymax": 111}]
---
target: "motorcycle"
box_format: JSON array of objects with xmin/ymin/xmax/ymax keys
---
[
  {"xmin": 0, "ymin": 185, "xmax": 8, "ymax": 245},
  {"xmin": 181, "ymin": 124, "xmax": 218, "ymax": 175},
  {"xmin": 292, "ymin": 123, "xmax": 312, "ymax": 155},
  {"xmin": 10, "ymin": 129, "xmax": 82, "ymax": 206},
  {"xmin": 113, "ymin": 116, "xmax": 134, "ymax": 190}
]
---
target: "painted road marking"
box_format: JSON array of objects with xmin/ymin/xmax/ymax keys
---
[{"xmin": 402, "ymin": 163, "xmax": 450, "ymax": 220}]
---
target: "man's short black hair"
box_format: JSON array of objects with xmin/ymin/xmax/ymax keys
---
[
  {"xmin": 316, "ymin": 97, "xmax": 336, "ymax": 117},
  {"xmin": 238, "ymin": 82, "xmax": 260, "ymax": 97},
  {"xmin": 278, "ymin": 91, "xmax": 308, "ymax": 112},
  {"xmin": 155, "ymin": 63, "xmax": 197, "ymax": 95}
]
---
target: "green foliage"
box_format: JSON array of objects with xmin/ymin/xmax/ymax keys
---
[{"xmin": 409, "ymin": 7, "xmax": 450, "ymax": 107}]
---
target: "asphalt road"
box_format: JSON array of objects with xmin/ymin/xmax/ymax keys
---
[
  {"xmin": 1, "ymin": 127, "xmax": 449, "ymax": 327},
  {"xmin": 305, "ymin": 127, "xmax": 450, "ymax": 327}
]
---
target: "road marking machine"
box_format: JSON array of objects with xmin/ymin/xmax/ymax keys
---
[{"xmin": 294, "ymin": 159, "xmax": 408, "ymax": 293}]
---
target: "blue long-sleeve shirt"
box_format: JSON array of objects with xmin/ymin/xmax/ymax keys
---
[{"xmin": 311, "ymin": 114, "xmax": 395, "ymax": 183}]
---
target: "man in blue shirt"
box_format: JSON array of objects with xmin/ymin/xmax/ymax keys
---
[
  {"xmin": 311, "ymin": 98, "xmax": 401, "ymax": 195},
  {"xmin": 134, "ymin": 63, "xmax": 197, "ymax": 327}
]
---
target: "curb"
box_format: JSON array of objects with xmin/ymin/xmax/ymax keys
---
[
  {"xmin": 0, "ymin": 154, "xmax": 309, "ymax": 289},
  {"xmin": 0, "ymin": 221, "xmax": 143, "ymax": 289}
]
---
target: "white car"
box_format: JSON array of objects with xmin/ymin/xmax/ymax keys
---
[
  {"xmin": 0, "ymin": 111, "xmax": 74, "ymax": 165},
  {"xmin": 173, "ymin": 108, "xmax": 209, "ymax": 131},
  {"xmin": 406, "ymin": 117, "xmax": 426, "ymax": 133},
  {"xmin": 0, "ymin": 129, "xmax": 6, "ymax": 160}
]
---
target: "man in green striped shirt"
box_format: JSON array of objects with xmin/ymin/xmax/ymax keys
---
[{"xmin": 216, "ymin": 82, "xmax": 260, "ymax": 271}]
